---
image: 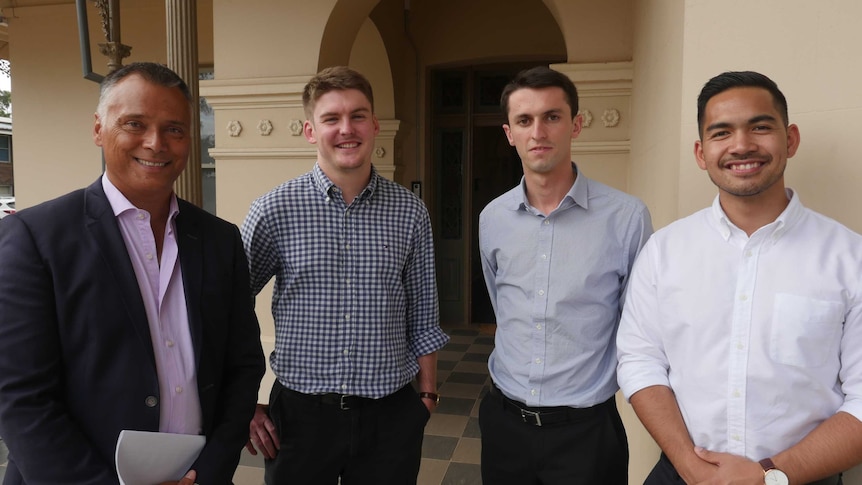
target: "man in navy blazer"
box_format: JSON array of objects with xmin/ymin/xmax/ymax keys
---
[{"xmin": 0, "ymin": 62, "xmax": 265, "ymax": 484}]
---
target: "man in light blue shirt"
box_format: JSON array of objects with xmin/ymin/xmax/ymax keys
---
[{"xmin": 478, "ymin": 66, "xmax": 652, "ymax": 484}]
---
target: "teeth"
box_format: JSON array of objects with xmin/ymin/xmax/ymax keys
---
[
  {"xmin": 338, "ymin": 143, "xmax": 359, "ymax": 149},
  {"xmin": 731, "ymin": 162, "xmax": 760, "ymax": 170},
  {"xmin": 136, "ymin": 158, "xmax": 168, "ymax": 167}
]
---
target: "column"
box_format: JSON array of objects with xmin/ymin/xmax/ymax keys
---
[{"xmin": 166, "ymin": 0, "xmax": 202, "ymax": 207}]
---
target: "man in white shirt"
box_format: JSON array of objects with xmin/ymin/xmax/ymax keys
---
[{"xmin": 617, "ymin": 71, "xmax": 862, "ymax": 485}]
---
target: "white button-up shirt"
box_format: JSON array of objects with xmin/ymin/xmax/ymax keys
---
[{"xmin": 617, "ymin": 189, "xmax": 862, "ymax": 460}]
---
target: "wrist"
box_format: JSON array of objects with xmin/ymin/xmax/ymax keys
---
[{"xmin": 418, "ymin": 391, "xmax": 440, "ymax": 405}]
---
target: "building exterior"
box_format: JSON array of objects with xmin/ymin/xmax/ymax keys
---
[
  {"xmin": 2, "ymin": 0, "xmax": 862, "ymax": 482},
  {"xmin": 0, "ymin": 116, "xmax": 11, "ymax": 196}
]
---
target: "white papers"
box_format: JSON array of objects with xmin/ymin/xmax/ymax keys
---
[{"xmin": 115, "ymin": 430, "xmax": 205, "ymax": 485}]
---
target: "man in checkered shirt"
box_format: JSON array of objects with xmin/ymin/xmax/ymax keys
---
[{"xmin": 241, "ymin": 66, "xmax": 449, "ymax": 484}]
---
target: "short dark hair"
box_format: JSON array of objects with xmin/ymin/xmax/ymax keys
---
[
  {"xmin": 97, "ymin": 62, "xmax": 192, "ymax": 117},
  {"xmin": 303, "ymin": 66, "xmax": 374, "ymax": 119},
  {"xmin": 697, "ymin": 71, "xmax": 788, "ymax": 135},
  {"xmin": 500, "ymin": 66, "xmax": 579, "ymax": 120}
]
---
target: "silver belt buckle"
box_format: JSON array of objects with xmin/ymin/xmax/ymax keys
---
[
  {"xmin": 520, "ymin": 408, "xmax": 542, "ymax": 426},
  {"xmin": 340, "ymin": 395, "xmax": 351, "ymax": 410}
]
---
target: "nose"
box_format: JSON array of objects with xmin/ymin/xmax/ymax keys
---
[
  {"xmin": 531, "ymin": 120, "xmax": 547, "ymax": 140},
  {"xmin": 338, "ymin": 118, "xmax": 354, "ymax": 135},
  {"xmin": 142, "ymin": 128, "xmax": 166, "ymax": 152},
  {"xmin": 728, "ymin": 131, "xmax": 757, "ymax": 155}
]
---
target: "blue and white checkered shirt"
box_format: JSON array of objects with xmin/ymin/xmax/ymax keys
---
[{"xmin": 242, "ymin": 164, "xmax": 448, "ymax": 398}]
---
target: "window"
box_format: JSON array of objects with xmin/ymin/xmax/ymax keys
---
[
  {"xmin": 200, "ymin": 69, "xmax": 216, "ymax": 214},
  {"xmin": 0, "ymin": 135, "xmax": 10, "ymax": 162}
]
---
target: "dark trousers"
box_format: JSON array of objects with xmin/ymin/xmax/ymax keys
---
[
  {"xmin": 644, "ymin": 453, "xmax": 843, "ymax": 485},
  {"xmin": 263, "ymin": 380, "xmax": 430, "ymax": 485},
  {"xmin": 479, "ymin": 385, "xmax": 629, "ymax": 485}
]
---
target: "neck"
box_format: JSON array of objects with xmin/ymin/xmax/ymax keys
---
[
  {"xmin": 524, "ymin": 165, "xmax": 576, "ymax": 216},
  {"xmin": 321, "ymin": 164, "xmax": 372, "ymax": 204},
  {"xmin": 719, "ymin": 188, "xmax": 789, "ymax": 236}
]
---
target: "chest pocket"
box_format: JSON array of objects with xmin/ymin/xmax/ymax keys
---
[{"xmin": 770, "ymin": 293, "xmax": 844, "ymax": 368}]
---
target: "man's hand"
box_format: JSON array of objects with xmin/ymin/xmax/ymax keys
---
[
  {"xmin": 692, "ymin": 447, "xmax": 764, "ymax": 485},
  {"xmin": 420, "ymin": 395, "xmax": 437, "ymax": 414},
  {"xmin": 159, "ymin": 469, "xmax": 196, "ymax": 485},
  {"xmin": 245, "ymin": 403, "xmax": 280, "ymax": 459}
]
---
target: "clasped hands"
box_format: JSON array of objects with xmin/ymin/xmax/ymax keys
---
[{"xmin": 682, "ymin": 447, "xmax": 767, "ymax": 485}]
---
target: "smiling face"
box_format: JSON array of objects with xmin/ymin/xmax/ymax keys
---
[
  {"xmin": 93, "ymin": 74, "xmax": 191, "ymax": 206},
  {"xmin": 304, "ymin": 88, "xmax": 380, "ymax": 179},
  {"xmin": 695, "ymin": 86, "xmax": 799, "ymax": 203},
  {"xmin": 503, "ymin": 87, "xmax": 582, "ymax": 178}
]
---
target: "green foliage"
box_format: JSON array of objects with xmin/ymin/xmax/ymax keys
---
[{"xmin": 0, "ymin": 90, "xmax": 10, "ymax": 118}]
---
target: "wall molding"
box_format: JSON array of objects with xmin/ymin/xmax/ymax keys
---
[
  {"xmin": 200, "ymin": 75, "xmax": 312, "ymax": 110},
  {"xmin": 571, "ymin": 140, "xmax": 631, "ymax": 155}
]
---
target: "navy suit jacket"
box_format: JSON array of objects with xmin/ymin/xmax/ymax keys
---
[{"xmin": 0, "ymin": 179, "xmax": 265, "ymax": 484}]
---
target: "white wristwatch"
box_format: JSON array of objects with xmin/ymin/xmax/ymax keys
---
[{"xmin": 759, "ymin": 458, "xmax": 789, "ymax": 485}]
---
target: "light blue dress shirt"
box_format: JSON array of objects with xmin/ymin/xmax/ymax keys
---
[{"xmin": 479, "ymin": 164, "xmax": 652, "ymax": 407}]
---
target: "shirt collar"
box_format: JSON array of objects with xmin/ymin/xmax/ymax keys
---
[
  {"xmin": 311, "ymin": 162, "xmax": 380, "ymax": 203},
  {"xmin": 710, "ymin": 187, "xmax": 801, "ymax": 241},
  {"xmin": 101, "ymin": 173, "xmax": 180, "ymax": 220},
  {"xmin": 507, "ymin": 162, "xmax": 585, "ymax": 212}
]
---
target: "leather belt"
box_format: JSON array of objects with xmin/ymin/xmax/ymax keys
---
[
  {"xmin": 282, "ymin": 383, "xmax": 409, "ymax": 410},
  {"xmin": 489, "ymin": 384, "xmax": 613, "ymax": 427}
]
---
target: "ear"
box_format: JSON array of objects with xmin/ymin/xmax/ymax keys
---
[
  {"xmin": 570, "ymin": 113, "xmax": 584, "ymax": 140},
  {"xmin": 303, "ymin": 120, "xmax": 317, "ymax": 144},
  {"xmin": 694, "ymin": 139, "xmax": 707, "ymax": 170},
  {"xmin": 503, "ymin": 124, "xmax": 515, "ymax": 146},
  {"xmin": 373, "ymin": 114, "xmax": 380, "ymax": 136},
  {"xmin": 786, "ymin": 123, "xmax": 801, "ymax": 158},
  {"xmin": 93, "ymin": 113, "xmax": 104, "ymax": 147}
]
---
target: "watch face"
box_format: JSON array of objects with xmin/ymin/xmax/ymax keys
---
[{"xmin": 764, "ymin": 469, "xmax": 789, "ymax": 485}]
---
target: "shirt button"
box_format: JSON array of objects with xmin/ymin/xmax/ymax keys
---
[
  {"xmin": 538, "ymin": 289, "xmax": 545, "ymax": 296},
  {"xmin": 346, "ymin": 244, "xmax": 351, "ymax": 249},
  {"xmin": 745, "ymin": 250, "xmax": 753, "ymax": 257},
  {"xmin": 165, "ymin": 340, "xmax": 174, "ymax": 348},
  {"xmin": 543, "ymin": 220, "xmax": 550, "ymax": 225},
  {"xmin": 137, "ymin": 213, "xmax": 145, "ymax": 220},
  {"xmin": 341, "ymin": 384, "xmax": 348, "ymax": 390},
  {"xmin": 732, "ymin": 390, "xmax": 741, "ymax": 398},
  {"xmin": 736, "ymin": 342, "xmax": 744, "ymax": 350},
  {"xmin": 175, "ymin": 386, "xmax": 183, "ymax": 394},
  {"xmin": 536, "ymin": 324, "xmax": 542, "ymax": 330},
  {"xmin": 146, "ymin": 253, "xmax": 154, "ymax": 260},
  {"xmin": 530, "ymin": 389, "xmax": 537, "ymax": 396},
  {"xmin": 344, "ymin": 314, "xmax": 351, "ymax": 321},
  {"xmin": 343, "ymin": 349, "xmax": 349, "ymax": 355},
  {"xmin": 732, "ymin": 434, "xmax": 741, "ymax": 441},
  {"xmin": 541, "ymin": 254, "xmax": 547, "ymax": 260},
  {"xmin": 145, "ymin": 396, "xmax": 158, "ymax": 407},
  {"xmin": 739, "ymin": 295, "xmax": 748, "ymax": 301},
  {"xmin": 534, "ymin": 358, "xmax": 542, "ymax": 364}
]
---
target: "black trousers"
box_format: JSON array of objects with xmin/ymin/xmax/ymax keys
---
[
  {"xmin": 263, "ymin": 380, "xmax": 430, "ymax": 485},
  {"xmin": 479, "ymin": 385, "xmax": 629, "ymax": 485},
  {"xmin": 644, "ymin": 453, "xmax": 843, "ymax": 485}
]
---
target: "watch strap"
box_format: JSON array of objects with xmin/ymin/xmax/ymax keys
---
[
  {"xmin": 419, "ymin": 392, "xmax": 440, "ymax": 404},
  {"xmin": 759, "ymin": 457, "xmax": 778, "ymax": 472}
]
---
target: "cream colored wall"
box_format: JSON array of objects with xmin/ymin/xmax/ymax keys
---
[{"xmin": 544, "ymin": 0, "xmax": 633, "ymax": 63}]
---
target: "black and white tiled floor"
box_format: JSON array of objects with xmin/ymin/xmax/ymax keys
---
[
  {"xmin": 234, "ymin": 324, "xmax": 495, "ymax": 485},
  {"xmin": 0, "ymin": 325, "xmax": 494, "ymax": 485}
]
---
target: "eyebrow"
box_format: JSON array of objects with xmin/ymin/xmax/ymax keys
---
[
  {"xmin": 318, "ymin": 107, "xmax": 371, "ymax": 119},
  {"xmin": 705, "ymin": 114, "xmax": 778, "ymax": 132},
  {"xmin": 514, "ymin": 108, "xmax": 564, "ymax": 119}
]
